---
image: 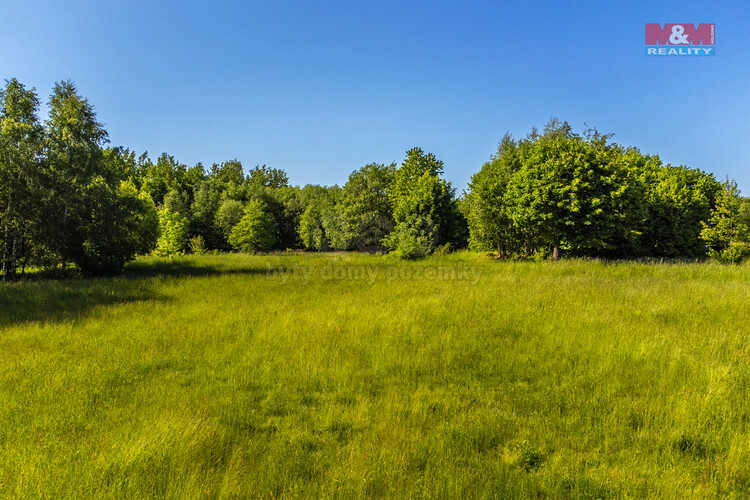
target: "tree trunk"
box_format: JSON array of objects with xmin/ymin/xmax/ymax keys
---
[
  {"xmin": 1, "ymin": 226, "xmax": 7, "ymax": 282},
  {"xmin": 552, "ymin": 244, "xmax": 560, "ymax": 261},
  {"xmin": 1, "ymin": 192, "xmax": 9, "ymax": 282},
  {"xmin": 19, "ymin": 236, "xmax": 25, "ymax": 276},
  {"xmin": 10, "ymin": 232, "xmax": 17, "ymax": 278}
]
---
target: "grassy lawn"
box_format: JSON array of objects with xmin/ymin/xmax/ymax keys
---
[{"xmin": 2, "ymin": 253, "xmax": 750, "ymax": 498}]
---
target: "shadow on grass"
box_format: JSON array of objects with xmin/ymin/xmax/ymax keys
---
[
  {"xmin": 122, "ymin": 258, "xmax": 275, "ymax": 280},
  {"xmin": 0, "ymin": 279, "xmax": 166, "ymax": 326},
  {"xmin": 0, "ymin": 259, "xmax": 278, "ymax": 327}
]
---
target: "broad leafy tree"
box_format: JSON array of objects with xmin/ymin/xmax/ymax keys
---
[
  {"xmin": 25, "ymin": 80, "xmax": 160, "ymax": 274},
  {"xmin": 156, "ymin": 207, "xmax": 189, "ymax": 256},
  {"xmin": 465, "ymin": 133, "xmax": 522, "ymax": 255},
  {"xmin": 387, "ymin": 148, "xmax": 465, "ymax": 255},
  {"xmin": 215, "ymin": 198, "xmax": 245, "ymax": 241},
  {"xmin": 468, "ymin": 119, "xmax": 719, "ymax": 260},
  {"xmin": 43, "ymin": 80, "xmax": 110, "ymax": 272},
  {"xmin": 338, "ymin": 162, "xmax": 395, "ymax": 251},
  {"xmin": 190, "ymin": 180, "xmax": 224, "ymax": 248},
  {"xmin": 298, "ymin": 185, "xmax": 341, "ymax": 250},
  {"xmin": 247, "ymin": 164, "xmax": 289, "ymax": 189},
  {"xmin": 228, "ymin": 199, "xmax": 276, "ymax": 252},
  {"xmin": 700, "ymin": 179, "xmax": 750, "ymax": 263},
  {"xmin": 383, "ymin": 214, "xmax": 437, "ymax": 259},
  {"xmin": 141, "ymin": 153, "xmax": 187, "ymax": 205},
  {"xmin": 0, "ymin": 78, "xmax": 43, "ymax": 280},
  {"xmin": 504, "ymin": 122, "xmax": 618, "ymax": 259},
  {"xmin": 641, "ymin": 163, "xmax": 720, "ymax": 258},
  {"xmin": 78, "ymin": 180, "xmax": 159, "ymax": 273}
]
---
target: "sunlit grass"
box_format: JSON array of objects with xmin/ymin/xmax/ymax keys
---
[{"xmin": 2, "ymin": 253, "xmax": 750, "ymax": 497}]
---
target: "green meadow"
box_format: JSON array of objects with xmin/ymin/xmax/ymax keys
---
[{"xmin": 2, "ymin": 253, "xmax": 750, "ymax": 498}]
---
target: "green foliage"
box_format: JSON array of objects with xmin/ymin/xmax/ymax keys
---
[
  {"xmin": 1, "ymin": 78, "xmax": 734, "ymax": 269},
  {"xmin": 163, "ymin": 188, "xmax": 189, "ymax": 217},
  {"xmin": 140, "ymin": 160, "xmax": 299, "ymax": 253},
  {"xmin": 433, "ymin": 242, "xmax": 453, "ymax": 256},
  {"xmin": 247, "ymin": 164, "xmax": 289, "ymax": 189},
  {"xmin": 211, "ymin": 159, "xmax": 245, "ymax": 186},
  {"xmin": 188, "ymin": 235, "xmax": 207, "ymax": 255},
  {"xmin": 250, "ymin": 186, "xmax": 302, "ymax": 250},
  {"xmin": 156, "ymin": 207, "xmax": 189, "ymax": 256},
  {"xmin": 140, "ymin": 153, "xmax": 188, "ymax": 206},
  {"xmin": 739, "ymin": 197, "xmax": 750, "ymax": 241},
  {"xmin": 0, "ymin": 78, "xmax": 43, "ymax": 280},
  {"xmin": 701, "ymin": 180, "xmax": 750, "ymax": 264},
  {"xmin": 466, "ymin": 133, "xmax": 522, "ymax": 255},
  {"xmin": 504, "ymin": 122, "xmax": 628, "ymax": 257},
  {"xmin": 75, "ymin": 180, "xmax": 159, "ymax": 275},
  {"xmin": 338, "ymin": 162, "xmax": 395, "ymax": 251},
  {"xmin": 227, "ymin": 199, "xmax": 276, "ymax": 252},
  {"xmin": 299, "ymin": 204, "xmax": 326, "ymax": 250},
  {"xmin": 382, "ymin": 214, "xmax": 437, "ymax": 259},
  {"xmin": 132, "ymin": 189, "xmax": 160, "ymax": 255},
  {"xmin": 468, "ymin": 119, "xmax": 721, "ymax": 260},
  {"xmin": 597, "ymin": 146, "xmax": 651, "ymax": 257},
  {"xmin": 320, "ymin": 206, "xmax": 351, "ymax": 250},
  {"xmin": 189, "ymin": 180, "xmax": 223, "ymax": 249},
  {"xmin": 298, "ymin": 185, "xmax": 342, "ymax": 250},
  {"xmin": 708, "ymin": 244, "xmax": 750, "ymax": 265},
  {"xmin": 642, "ymin": 164, "xmax": 720, "ymax": 258},
  {"xmin": 39, "ymin": 80, "xmax": 110, "ymax": 268},
  {"xmin": 215, "ymin": 199, "xmax": 245, "ymax": 240},
  {"xmin": 387, "ymin": 148, "xmax": 465, "ymax": 253},
  {"xmin": 37, "ymin": 80, "xmax": 160, "ymax": 274},
  {"xmin": 103, "ymin": 147, "xmax": 139, "ymax": 184},
  {"xmin": 183, "ymin": 163, "xmax": 206, "ymax": 200}
]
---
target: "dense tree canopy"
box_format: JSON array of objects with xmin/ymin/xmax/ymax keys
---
[
  {"xmin": 339, "ymin": 163, "xmax": 396, "ymax": 251},
  {"xmin": 0, "ymin": 78, "xmax": 742, "ymax": 276},
  {"xmin": 466, "ymin": 119, "xmax": 723, "ymax": 260},
  {"xmin": 0, "ymin": 78, "xmax": 42, "ymax": 279},
  {"xmin": 1, "ymin": 80, "xmax": 159, "ymax": 276},
  {"xmin": 298, "ymin": 185, "xmax": 341, "ymax": 251},
  {"xmin": 700, "ymin": 180, "xmax": 750, "ymax": 263},
  {"xmin": 466, "ymin": 133, "xmax": 522, "ymax": 256},
  {"xmin": 228, "ymin": 199, "xmax": 277, "ymax": 253},
  {"xmin": 386, "ymin": 148, "xmax": 467, "ymax": 255}
]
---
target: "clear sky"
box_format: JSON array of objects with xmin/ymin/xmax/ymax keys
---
[{"xmin": 1, "ymin": 0, "xmax": 748, "ymax": 193}]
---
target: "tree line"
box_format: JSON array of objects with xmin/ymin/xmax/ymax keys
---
[
  {"xmin": 466, "ymin": 119, "xmax": 750, "ymax": 262},
  {"xmin": 1, "ymin": 79, "xmax": 748, "ymax": 279}
]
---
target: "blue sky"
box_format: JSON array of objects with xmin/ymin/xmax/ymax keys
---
[{"xmin": 2, "ymin": 0, "xmax": 748, "ymax": 192}]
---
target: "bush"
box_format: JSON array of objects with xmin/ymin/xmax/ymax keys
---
[
  {"xmin": 383, "ymin": 215, "xmax": 437, "ymax": 260},
  {"xmin": 188, "ymin": 235, "xmax": 207, "ymax": 255},
  {"xmin": 433, "ymin": 242, "xmax": 453, "ymax": 256},
  {"xmin": 77, "ymin": 180, "xmax": 159, "ymax": 275},
  {"xmin": 709, "ymin": 244, "xmax": 750, "ymax": 265}
]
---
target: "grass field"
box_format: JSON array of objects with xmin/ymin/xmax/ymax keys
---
[{"xmin": 2, "ymin": 253, "xmax": 750, "ymax": 498}]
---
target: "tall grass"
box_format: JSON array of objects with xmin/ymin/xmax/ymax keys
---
[{"xmin": 1, "ymin": 252, "xmax": 750, "ymax": 498}]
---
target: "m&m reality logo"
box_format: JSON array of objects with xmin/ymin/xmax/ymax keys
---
[{"xmin": 645, "ymin": 24, "xmax": 715, "ymax": 56}]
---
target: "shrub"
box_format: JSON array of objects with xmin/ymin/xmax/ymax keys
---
[
  {"xmin": 708, "ymin": 244, "xmax": 750, "ymax": 265},
  {"xmin": 77, "ymin": 180, "xmax": 159, "ymax": 275},
  {"xmin": 383, "ymin": 215, "xmax": 437, "ymax": 260},
  {"xmin": 188, "ymin": 235, "xmax": 207, "ymax": 255}
]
